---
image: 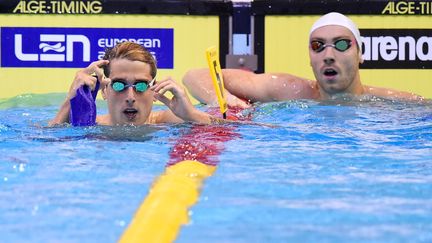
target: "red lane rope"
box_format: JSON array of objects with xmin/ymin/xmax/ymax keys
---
[{"xmin": 167, "ymin": 107, "xmax": 251, "ymax": 166}]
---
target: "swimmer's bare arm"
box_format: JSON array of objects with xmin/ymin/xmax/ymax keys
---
[
  {"xmin": 183, "ymin": 68, "xmax": 318, "ymax": 107},
  {"xmin": 182, "ymin": 68, "xmax": 213, "ymax": 104},
  {"xmin": 183, "ymin": 68, "xmax": 250, "ymax": 108},
  {"xmin": 48, "ymin": 100, "xmax": 71, "ymax": 126},
  {"xmin": 365, "ymin": 85, "xmax": 425, "ymax": 101},
  {"xmin": 48, "ymin": 60, "xmax": 109, "ymax": 126},
  {"xmin": 222, "ymin": 69, "xmax": 319, "ymax": 102},
  {"xmin": 184, "ymin": 68, "xmax": 266, "ymax": 108}
]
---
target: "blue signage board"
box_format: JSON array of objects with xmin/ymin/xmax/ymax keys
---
[{"xmin": 1, "ymin": 27, "xmax": 174, "ymax": 68}]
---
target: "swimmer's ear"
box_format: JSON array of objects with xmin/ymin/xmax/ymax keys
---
[{"xmin": 359, "ymin": 52, "xmax": 364, "ymax": 64}]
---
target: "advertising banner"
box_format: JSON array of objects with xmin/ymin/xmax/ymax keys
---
[{"xmin": 1, "ymin": 27, "xmax": 173, "ymax": 68}]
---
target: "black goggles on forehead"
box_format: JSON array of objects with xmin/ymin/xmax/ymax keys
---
[
  {"xmin": 310, "ymin": 39, "xmax": 353, "ymax": 53},
  {"xmin": 110, "ymin": 77, "xmax": 156, "ymax": 93}
]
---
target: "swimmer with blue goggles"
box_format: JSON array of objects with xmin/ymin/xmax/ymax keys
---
[
  {"xmin": 49, "ymin": 41, "xmax": 219, "ymax": 126},
  {"xmin": 110, "ymin": 77, "xmax": 156, "ymax": 93}
]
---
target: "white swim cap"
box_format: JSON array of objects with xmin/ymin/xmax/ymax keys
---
[{"xmin": 309, "ymin": 12, "xmax": 362, "ymax": 54}]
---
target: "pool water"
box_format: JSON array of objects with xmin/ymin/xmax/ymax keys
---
[{"xmin": 1, "ymin": 94, "xmax": 432, "ymax": 242}]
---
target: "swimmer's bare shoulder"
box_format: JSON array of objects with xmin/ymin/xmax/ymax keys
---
[
  {"xmin": 265, "ymin": 72, "xmax": 320, "ymax": 100},
  {"xmin": 364, "ymin": 85, "xmax": 425, "ymax": 101},
  {"xmin": 96, "ymin": 114, "xmax": 111, "ymax": 125}
]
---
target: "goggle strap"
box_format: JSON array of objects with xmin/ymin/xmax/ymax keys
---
[{"xmin": 148, "ymin": 76, "xmax": 156, "ymax": 87}]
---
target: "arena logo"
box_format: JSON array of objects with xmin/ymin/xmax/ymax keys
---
[
  {"xmin": 360, "ymin": 29, "xmax": 432, "ymax": 69},
  {"xmin": 14, "ymin": 34, "xmax": 90, "ymax": 62},
  {"xmin": 1, "ymin": 27, "xmax": 174, "ymax": 68}
]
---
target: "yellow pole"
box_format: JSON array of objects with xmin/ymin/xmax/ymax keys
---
[{"xmin": 206, "ymin": 46, "xmax": 228, "ymax": 119}]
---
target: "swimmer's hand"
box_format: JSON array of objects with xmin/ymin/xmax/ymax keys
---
[
  {"xmin": 67, "ymin": 59, "xmax": 109, "ymax": 100},
  {"xmin": 151, "ymin": 77, "xmax": 211, "ymax": 123},
  {"xmin": 49, "ymin": 60, "xmax": 109, "ymax": 126},
  {"xmin": 225, "ymin": 94, "xmax": 251, "ymax": 109}
]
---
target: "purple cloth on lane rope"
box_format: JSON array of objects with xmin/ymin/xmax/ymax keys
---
[{"xmin": 70, "ymin": 80, "xmax": 100, "ymax": 126}]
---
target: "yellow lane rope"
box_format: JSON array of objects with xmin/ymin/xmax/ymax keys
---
[{"xmin": 119, "ymin": 160, "xmax": 216, "ymax": 243}]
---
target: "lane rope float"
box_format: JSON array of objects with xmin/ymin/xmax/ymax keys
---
[{"xmin": 119, "ymin": 160, "xmax": 216, "ymax": 243}]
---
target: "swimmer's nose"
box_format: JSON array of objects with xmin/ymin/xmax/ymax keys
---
[
  {"xmin": 125, "ymin": 87, "xmax": 136, "ymax": 105},
  {"xmin": 323, "ymin": 45, "xmax": 336, "ymax": 64},
  {"xmin": 126, "ymin": 98, "xmax": 135, "ymax": 106}
]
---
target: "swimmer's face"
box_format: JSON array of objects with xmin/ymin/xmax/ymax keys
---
[
  {"xmin": 309, "ymin": 25, "xmax": 363, "ymax": 97},
  {"xmin": 104, "ymin": 58, "xmax": 154, "ymax": 125}
]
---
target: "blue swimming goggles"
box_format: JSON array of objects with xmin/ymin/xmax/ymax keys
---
[
  {"xmin": 111, "ymin": 77, "xmax": 156, "ymax": 93},
  {"xmin": 310, "ymin": 39, "xmax": 352, "ymax": 53}
]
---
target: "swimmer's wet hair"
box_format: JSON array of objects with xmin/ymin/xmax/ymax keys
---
[{"xmin": 103, "ymin": 41, "xmax": 157, "ymax": 79}]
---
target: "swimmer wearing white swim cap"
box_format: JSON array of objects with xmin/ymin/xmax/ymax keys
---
[
  {"xmin": 310, "ymin": 12, "xmax": 362, "ymax": 56},
  {"xmin": 308, "ymin": 12, "xmax": 365, "ymax": 98},
  {"xmin": 183, "ymin": 12, "xmax": 424, "ymax": 104}
]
